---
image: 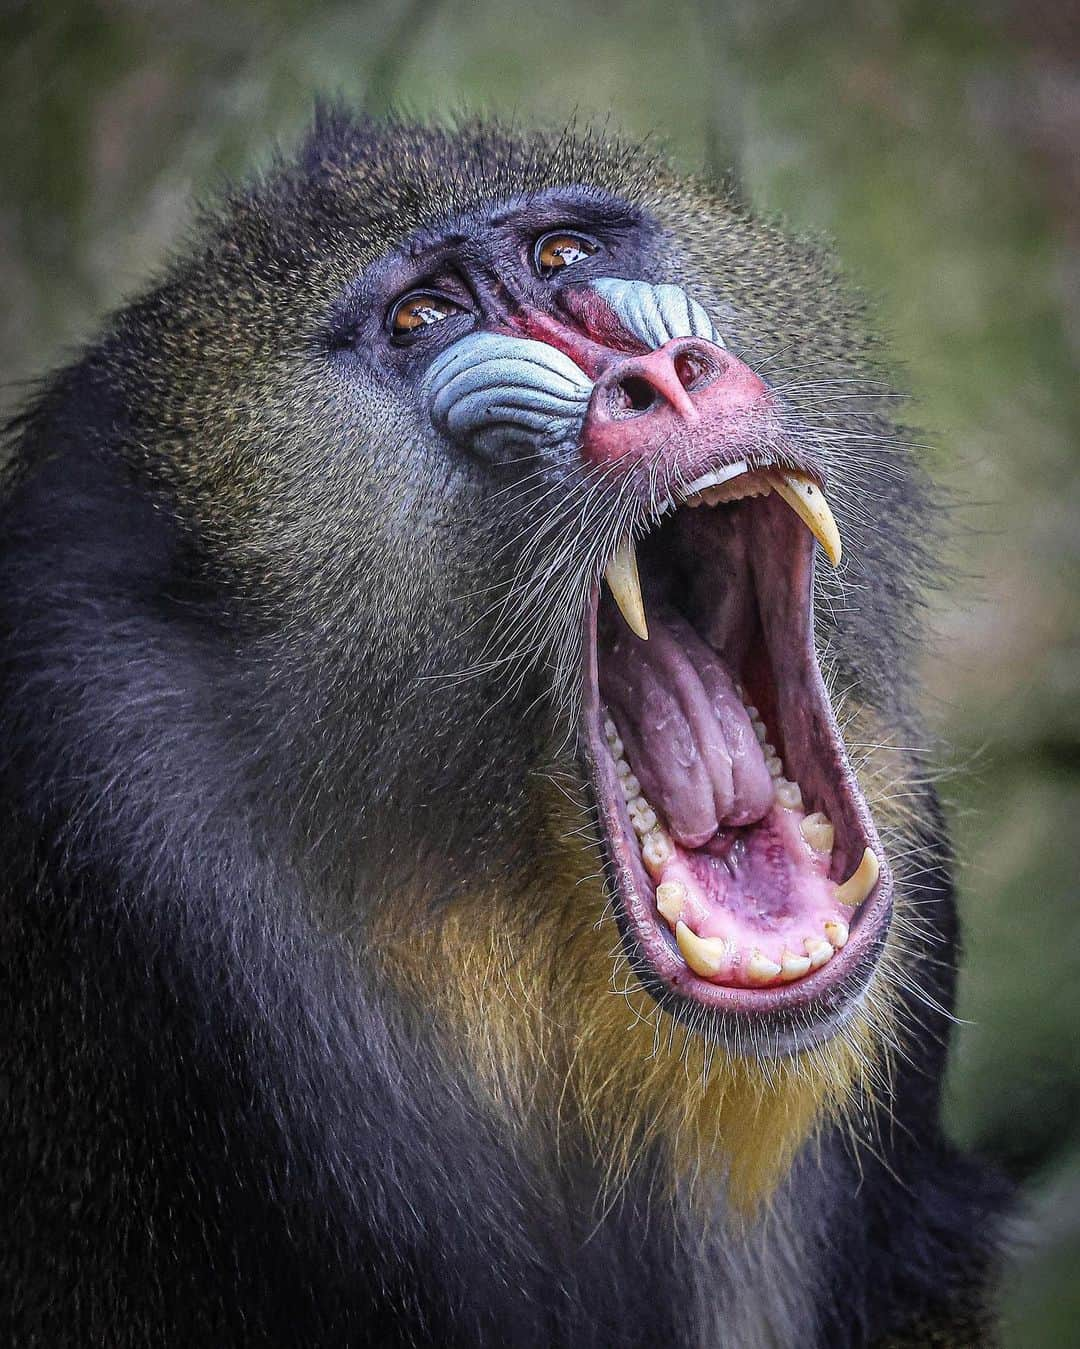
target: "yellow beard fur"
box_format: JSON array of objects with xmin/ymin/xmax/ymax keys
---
[{"xmin": 371, "ymin": 730, "xmax": 914, "ymax": 1211}]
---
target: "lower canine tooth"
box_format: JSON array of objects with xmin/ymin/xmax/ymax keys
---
[
  {"xmin": 824, "ymin": 920, "xmax": 849, "ymax": 949},
  {"xmin": 800, "ymin": 812, "xmax": 835, "ymax": 853},
  {"xmin": 676, "ymin": 922, "xmax": 731, "ymax": 978},
  {"xmin": 655, "ymin": 880, "xmax": 685, "ymax": 924},
  {"xmin": 805, "ymin": 938, "xmax": 833, "ymax": 969},
  {"xmin": 780, "ymin": 949, "xmax": 812, "ymax": 980},
  {"xmin": 835, "ymin": 847, "xmax": 880, "ymax": 907},
  {"xmin": 642, "ymin": 830, "xmax": 674, "ymax": 878},
  {"xmin": 746, "ymin": 950, "xmax": 783, "ymax": 985}
]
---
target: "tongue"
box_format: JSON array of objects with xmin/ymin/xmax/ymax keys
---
[{"xmin": 598, "ymin": 605, "xmax": 774, "ymax": 847}]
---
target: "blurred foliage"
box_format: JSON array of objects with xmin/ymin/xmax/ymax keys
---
[{"xmin": 2, "ymin": 0, "xmax": 1077, "ymax": 1342}]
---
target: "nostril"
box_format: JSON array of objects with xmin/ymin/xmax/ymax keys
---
[
  {"xmin": 674, "ymin": 350, "xmax": 711, "ymax": 392},
  {"xmin": 614, "ymin": 375, "xmax": 657, "ymax": 414}
]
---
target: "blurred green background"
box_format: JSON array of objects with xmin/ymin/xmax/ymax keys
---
[{"xmin": 2, "ymin": 0, "xmax": 1077, "ymax": 1341}]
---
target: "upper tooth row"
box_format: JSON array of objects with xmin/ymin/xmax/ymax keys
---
[
  {"xmin": 681, "ymin": 462, "xmax": 774, "ymax": 510},
  {"xmin": 684, "ymin": 481, "xmax": 771, "ymax": 509},
  {"xmin": 602, "ymin": 473, "xmax": 843, "ymax": 644}
]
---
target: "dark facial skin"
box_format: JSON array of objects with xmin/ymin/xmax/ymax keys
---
[{"xmin": 330, "ymin": 189, "xmax": 655, "ymax": 381}]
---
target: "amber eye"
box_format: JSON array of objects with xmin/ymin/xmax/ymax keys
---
[
  {"xmin": 534, "ymin": 231, "xmax": 599, "ymax": 278},
  {"xmin": 389, "ymin": 292, "xmax": 461, "ymax": 336}
]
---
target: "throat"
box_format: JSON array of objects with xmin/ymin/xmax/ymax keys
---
[{"xmin": 370, "ymin": 783, "xmax": 866, "ymax": 1209}]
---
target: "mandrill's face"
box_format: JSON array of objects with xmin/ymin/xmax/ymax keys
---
[
  {"xmin": 144, "ymin": 125, "xmax": 933, "ymax": 1081},
  {"xmin": 314, "ymin": 176, "xmax": 896, "ymax": 1059}
]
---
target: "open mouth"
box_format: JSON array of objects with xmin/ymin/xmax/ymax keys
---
[{"xmin": 582, "ymin": 464, "xmax": 892, "ymax": 1046}]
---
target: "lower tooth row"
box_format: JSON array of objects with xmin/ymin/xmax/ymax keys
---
[
  {"xmin": 605, "ymin": 719, "xmax": 674, "ymax": 877},
  {"xmin": 602, "ymin": 710, "xmax": 873, "ymax": 986},
  {"xmin": 668, "ymin": 893, "xmax": 849, "ymax": 984}
]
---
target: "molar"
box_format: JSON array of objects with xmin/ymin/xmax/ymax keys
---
[
  {"xmin": 642, "ymin": 830, "xmax": 674, "ymax": 879},
  {"xmin": 655, "ymin": 879, "xmax": 685, "ymax": 925},
  {"xmin": 775, "ymin": 778, "xmax": 803, "ymax": 809},
  {"xmin": 632, "ymin": 808, "xmax": 658, "ymax": 836},
  {"xmin": 800, "ymin": 812, "xmax": 835, "ymax": 853}
]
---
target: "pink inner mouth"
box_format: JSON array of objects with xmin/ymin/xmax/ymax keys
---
[{"xmin": 589, "ymin": 490, "xmax": 889, "ymax": 1001}]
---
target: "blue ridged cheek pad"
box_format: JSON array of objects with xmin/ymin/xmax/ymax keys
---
[
  {"xmin": 589, "ymin": 278, "xmax": 721, "ymax": 350},
  {"xmin": 422, "ymin": 332, "xmax": 593, "ymax": 460}
]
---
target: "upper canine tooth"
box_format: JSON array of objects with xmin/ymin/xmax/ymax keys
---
[
  {"xmin": 768, "ymin": 471, "xmax": 843, "ymax": 566},
  {"xmin": 835, "ymin": 847, "xmax": 880, "ymax": 907},
  {"xmin": 604, "ymin": 535, "xmax": 649, "ymax": 640}
]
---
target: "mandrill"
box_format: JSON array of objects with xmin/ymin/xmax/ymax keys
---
[{"xmin": 0, "ymin": 112, "xmax": 1008, "ymax": 1346}]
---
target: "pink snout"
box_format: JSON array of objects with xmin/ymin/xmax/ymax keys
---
[{"xmin": 579, "ymin": 338, "xmax": 768, "ymax": 468}]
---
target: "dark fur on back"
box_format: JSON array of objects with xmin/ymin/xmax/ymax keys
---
[{"xmin": 0, "ymin": 112, "xmax": 1009, "ymax": 1346}]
